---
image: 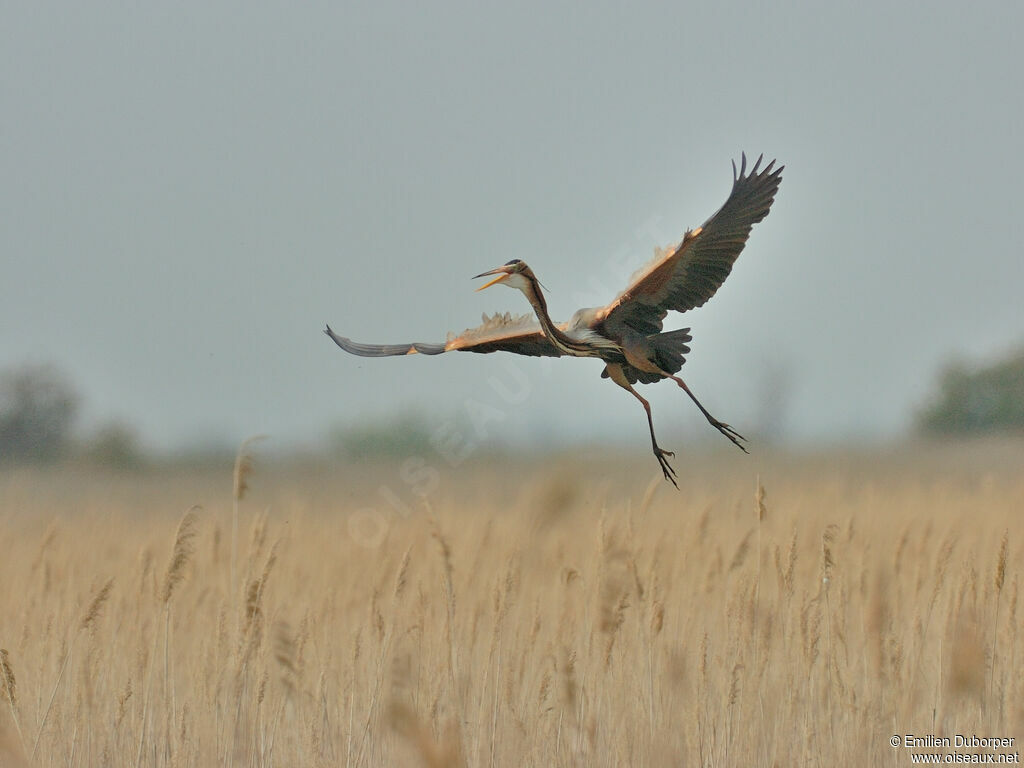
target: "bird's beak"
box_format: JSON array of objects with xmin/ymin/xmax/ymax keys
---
[{"xmin": 472, "ymin": 266, "xmax": 511, "ymax": 292}]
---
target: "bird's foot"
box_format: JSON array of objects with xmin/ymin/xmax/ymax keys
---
[
  {"xmin": 654, "ymin": 447, "xmax": 679, "ymax": 488},
  {"xmin": 711, "ymin": 420, "xmax": 748, "ymax": 453}
]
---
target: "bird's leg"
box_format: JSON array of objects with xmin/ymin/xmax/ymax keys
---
[
  {"xmin": 604, "ymin": 365, "xmax": 678, "ymax": 487},
  {"xmin": 636, "ymin": 392, "xmax": 679, "ymax": 488},
  {"xmin": 668, "ymin": 375, "xmax": 748, "ymax": 453}
]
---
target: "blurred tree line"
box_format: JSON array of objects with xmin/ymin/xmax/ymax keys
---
[
  {"xmin": 3, "ymin": 347, "xmax": 1023, "ymax": 467},
  {"xmin": 916, "ymin": 347, "xmax": 1024, "ymax": 435},
  {"xmin": 0, "ymin": 363, "xmax": 143, "ymax": 467}
]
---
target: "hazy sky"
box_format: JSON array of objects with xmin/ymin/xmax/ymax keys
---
[{"xmin": 3, "ymin": 2, "xmax": 1022, "ymax": 451}]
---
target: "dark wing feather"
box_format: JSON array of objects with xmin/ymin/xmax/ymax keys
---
[
  {"xmin": 595, "ymin": 154, "xmax": 782, "ymax": 337},
  {"xmin": 324, "ymin": 313, "xmax": 564, "ymax": 359},
  {"xmin": 325, "ymin": 325, "xmax": 446, "ymax": 356}
]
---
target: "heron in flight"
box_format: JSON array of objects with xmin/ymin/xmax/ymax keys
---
[{"xmin": 326, "ymin": 154, "xmax": 782, "ymax": 486}]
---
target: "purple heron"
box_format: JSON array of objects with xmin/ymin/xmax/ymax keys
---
[{"xmin": 325, "ymin": 154, "xmax": 782, "ymax": 486}]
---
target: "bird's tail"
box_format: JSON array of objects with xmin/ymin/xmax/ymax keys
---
[{"xmin": 648, "ymin": 328, "xmax": 692, "ymax": 374}]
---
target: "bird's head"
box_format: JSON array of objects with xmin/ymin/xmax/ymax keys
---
[{"xmin": 473, "ymin": 259, "xmax": 535, "ymax": 293}]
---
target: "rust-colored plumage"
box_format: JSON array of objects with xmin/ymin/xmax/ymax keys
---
[{"xmin": 326, "ymin": 154, "xmax": 783, "ymax": 485}]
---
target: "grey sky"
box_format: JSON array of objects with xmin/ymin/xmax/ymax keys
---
[{"xmin": 3, "ymin": 2, "xmax": 1022, "ymax": 450}]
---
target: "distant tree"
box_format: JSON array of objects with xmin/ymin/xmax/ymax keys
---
[
  {"xmin": 81, "ymin": 421, "xmax": 145, "ymax": 469},
  {"xmin": 0, "ymin": 364, "xmax": 80, "ymax": 463},
  {"xmin": 330, "ymin": 412, "xmax": 435, "ymax": 459},
  {"xmin": 916, "ymin": 348, "xmax": 1024, "ymax": 435}
]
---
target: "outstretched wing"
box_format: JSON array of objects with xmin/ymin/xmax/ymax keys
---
[
  {"xmin": 595, "ymin": 153, "xmax": 783, "ymax": 337},
  {"xmin": 325, "ymin": 312, "xmax": 565, "ymax": 359},
  {"xmin": 324, "ymin": 326, "xmax": 447, "ymax": 356},
  {"xmin": 444, "ymin": 312, "xmax": 565, "ymax": 357}
]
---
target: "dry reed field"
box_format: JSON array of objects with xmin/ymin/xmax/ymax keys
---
[{"xmin": 0, "ymin": 441, "xmax": 1021, "ymax": 766}]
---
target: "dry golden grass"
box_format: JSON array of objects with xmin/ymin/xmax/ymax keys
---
[{"xmin": 0, "ymin": 440, "xmax": 1021, "ymax": 766}]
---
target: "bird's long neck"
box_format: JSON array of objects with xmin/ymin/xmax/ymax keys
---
[{"xmin": 521, "ymin": 274, "xmax": 600, "ymax": 357}]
